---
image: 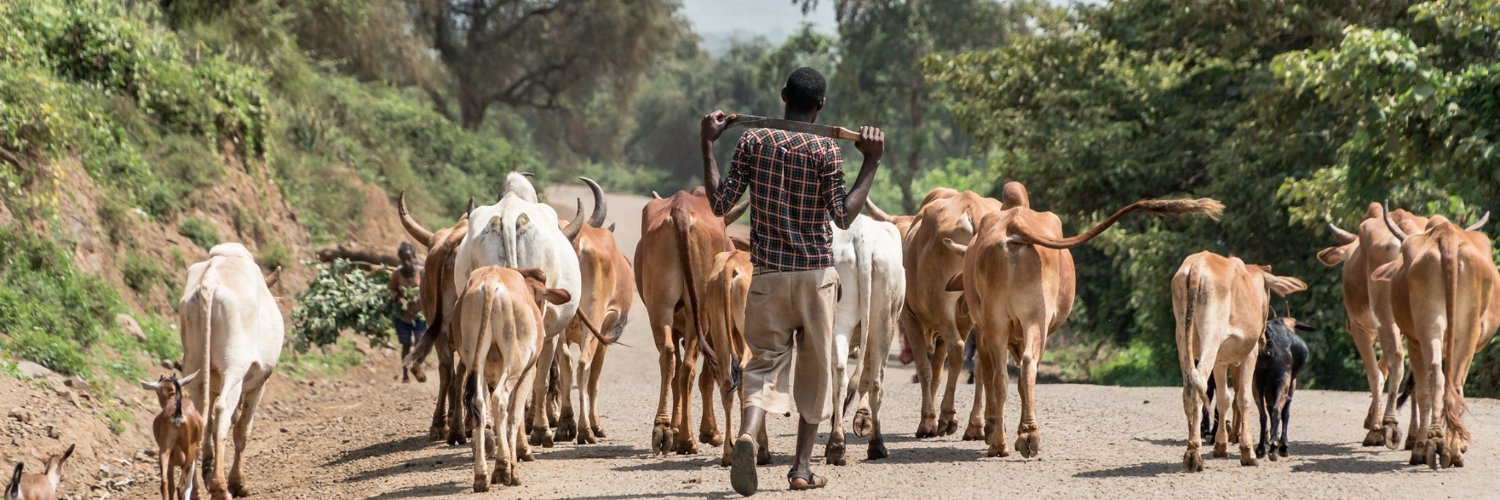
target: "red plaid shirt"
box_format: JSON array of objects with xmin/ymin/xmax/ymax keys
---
[{"xmin": 712, "ymin": 128, "xmax": 847, "ymax": 271}]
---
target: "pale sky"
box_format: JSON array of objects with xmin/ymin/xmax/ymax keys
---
[{"xmin": 680, "ymin": 0, "xmax": 837, "ymax": 52}]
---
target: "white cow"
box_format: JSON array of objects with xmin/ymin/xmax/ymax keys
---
[
  {"xmin": 825, "ymin": 215, "xmax": 907, "ymax": 465},
  {"xmin": 177, "ymin": 243, "xmax": 284, "ymax": 499},
  {"xmin": 455, "ymin": 173, "xmax": 583, "ymax": 447}
]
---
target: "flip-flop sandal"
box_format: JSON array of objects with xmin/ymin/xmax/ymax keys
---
[
  {"xmin": 731, "ymin": 436, "xmax": 758, "ymax": 496},
  {"xmin": 787, "ymin": 469, "xmax": 827, "ymax": 491}
]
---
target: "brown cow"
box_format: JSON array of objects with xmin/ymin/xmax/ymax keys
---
[
  {"xmin": 699, "ymin": 248, "xmax": 772, "ymax": 465},
  {"xmin": 892, "ymin": 188, "xmax": 1003, "ymax": 439},
  {"xmin": 635, "ymin": 188, "xmax": 747, "ymax": 454},
  {"xmin": 556, "ymin": 178, "xmax": 634, "ymax": 445},
  {"xmin": 1374, "ymin": 208, "xmax": 1497, "ymax": 469},
  {"xmin": 947, "ymin": 182, "xmax": 1223, "ymax": 458},
  {"xmin": 1173, "ymin": 252, "xmax": 1307, "ymax": 472},
  {"xmin": 1317, "ymin": 202, "xmax": 1430, "ymax": 448},
  {"xmin": 399, "ymin": 191, "xmax": 474, "ymax": 445}
]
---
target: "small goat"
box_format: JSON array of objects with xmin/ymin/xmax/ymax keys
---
[
  {"xmin": 141, "ymin": 372, "xmax": 204, "ymax": 500},
  {"xmin": 5, "ymin": 444, "xmax": 75, "ymax": 500}
]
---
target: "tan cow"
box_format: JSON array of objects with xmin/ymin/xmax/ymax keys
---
[
  {"xmin": 399, "ymin": 192, "xmax": 473, "ymax": 445},
  {"xmin": 1317, "ymin": 202, "xmax": 1430, "ymax": 448},
  {"xmin": 893, "ymin": 188, "xmax": 1003, "ymax": 439},
  {"xmin": 635, "ymin": 188, "xmax": 747, "ymax": 454},
  {"xmin": 699, "ymin": 249, "xmax": 772, "ymax": 466},
  {"xmin": 1374, "ymin": 208, "xmax": 1497, "ymax": 469},
  {"xmin": 947, "ymin": 182, "xmax": 1223, "ymax": 459},
  {"xmin": 5, "ymin": 444, "xmax": 73, "ymax": 500},
  {"xmin": 1174, "ymin": 252, "xmax": 1307, "ymax": 472},
  {"xmin": 556, "ymin": 178, "xmax": 634, "ymax": 445},
  {"xmin": 452, "ymin": 267, "xmax": 571, "ymax": 492}
]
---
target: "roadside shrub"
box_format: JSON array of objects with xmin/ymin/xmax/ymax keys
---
[
  {"xmin": 255, "ymin": 241, "xmax": 293, "ymax": 271},
  {"xmin": 4, "ymin": 330, "xmax": 89, "ymax": 376},
  {"xmin": 178, "ymin": 217, "xmax": 220, "ymax": 249},
  {"xmin": 138, "ymin": 314, "xmax": 183, "ymax": 362},
  {"xmin": 122, "ymin": 251, "xmax": 170, "ymax": 296},
  {"xmin": 291, "ymin": 259, "xmax": 394, "ymax": 351},
  {"xmin": 0, "ymin": 230, "xmax": 119, "ymax": 348}
]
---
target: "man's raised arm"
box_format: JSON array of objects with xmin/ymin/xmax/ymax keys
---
[
  {"xmin": 701, "ymin": 110, "xmax": 732, "ymax": 212},
  {"xmin": 834, "ymin": 126, "xmax": 884, "ymax": 229}
]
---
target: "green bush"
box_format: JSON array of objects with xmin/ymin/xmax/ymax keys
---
[
  {"xmin": 122, "ymin": 251, "xmax": 170, "ymax": 296},
  {"xmin": 4, "ymin": 330, "xmax": 89, "ymax": 376},
  {"xmin": 138, "ymin": 314, "xmax": 183, "ymax": 362},
  {"xmin": 178, "ymin": 217, "xmax": 220, "ymax": 249},
  {"xmin": 256, "ymin": 241, "xmax": 293, "ymax": 271},
  {"xmin": 0, "ymin": 230, "xmax": 119, "ymax": 348},
  {"xmin": 291, "ymin": 259, "xmax": 394, "ymax": 351}
]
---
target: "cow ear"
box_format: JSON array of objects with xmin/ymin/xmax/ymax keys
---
[
  {"xmin": 518, "ymin": 268, "xmax": 548, "ymax": 285},
  {"xmin": 1294, "ymin": 322, "xmax": 1317, "ymax": 333},
  {"xmin": 730, "ymin": 236, "xmax": 750, "ymax": 252},
  {"xmin": 1316, "ymin": 245, "xmax": 1350, "ymax": 267},
  {"xmin": 945, "ymin": 272, "xmax": 965, "ymax": 292},
  {"xmin": 607, "ymin": 223, "xmax": 616, "ymax": 233},
  {"xmin": 536, "ymin": 285, "xmax": 571, "ymax": 305},
  {"xmin": 1264, "ymin": 274, "xmax": 1307, "ymax": 297}
]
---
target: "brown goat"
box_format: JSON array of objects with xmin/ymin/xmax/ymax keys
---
[
  {"xmin": 141, "ymin": 372, "xmax": 204, "ymax": 500},
  {"xmin": 5, "ymin": 444, "xmax": 74, "ymax": 500}
]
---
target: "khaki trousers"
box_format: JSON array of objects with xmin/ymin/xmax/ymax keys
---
[{"xmin": 741, "ymin": 267, "xmax": 839, "ymax": 423}]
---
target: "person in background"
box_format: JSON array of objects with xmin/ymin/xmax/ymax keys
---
[{"xmin": 390, "ymin": 242, "xmax": 424, "ymax": 383}]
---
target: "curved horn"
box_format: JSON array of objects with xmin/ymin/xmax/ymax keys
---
[
  {"xmin": 397, "ymin": 190, "xmax": 435, "ymax": 248},
  {"xmin": 865, "ymin": 198, "xmax": 893, "ymax": 222},
  {"xmin": 465, "ymin": 197, "xmax": 475, "ymax": 219},
  {"xmin": 176, "ymin": 370, "xmax": 200, "ymax": 385},
  {"xmin": 562, "ymin": 198, "xmax": 585, "ymax": 241},
  {"xmin": 722, "ymin": 197, "xmax": 751, "ymax": 225},
  {"xmin": 263, "ymin": 266, "xmax": 282, "ymax": 288},
  {"xmin": 1466, "ymin": 211, "xmax": 1490, "ymax": 232},
  {"xmin": 1326, "ymin": 220, "xmax": 1357, "ymax": 244},
  {"xmin": 580, "ymin": 177, "xmax": 607, "ymax": 228},
  {"xmin": 651, "ymin": 191, "xmax": 662, "ymax": 199},
  {"xmin": 1381, "ymin": 201, "xmax": 1407, "ymax": 242}
]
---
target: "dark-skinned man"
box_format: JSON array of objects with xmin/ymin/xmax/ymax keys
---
[{"xmin": 701, "ymin": 67, "xmax": 884, "ymax": 496}]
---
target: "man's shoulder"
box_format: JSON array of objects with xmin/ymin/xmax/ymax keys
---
[{"xmin": 741, "ymin": 128, "xmax": 838, "ymax": 154}]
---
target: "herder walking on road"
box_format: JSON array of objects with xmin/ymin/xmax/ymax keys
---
[
  {"xmin": 389, "ymin": 242, "xmax": 425, "ymax": 383},
  {"xmin": 701, "ymin": 67, "xmax": 884, "ymax": 495}
]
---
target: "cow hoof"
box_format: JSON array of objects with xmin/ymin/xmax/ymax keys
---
[
  {"xmin": 721, "ymin": 451, "xmax": 734, "ymax": 467},
  {"xmin": 825, "ymin": 442, "xmax": 847, "ymax": 466},
  {"xmin": 962, "ymin": 423, "xmax": 985, "ymax": 441},
  {"xmin": 852, "ymin": 409, "xmax": 873, "ymax": 438},
  {"xmin": 492, "ymin": 462, "xmax": 519, "ymax": 486},
  {"xmin": 577, "ymin": 428, "xmax": 597, "ymax": 445},
  {"xmin": 474, "ymin": 474, "xmax": 490, "ymax": 493},
  {"xmin": 1015, "ymin": 432, "xmax": 1040, "ymax": 459},
  {"xmin": 519, "ymin": 448, "xmax": 536, "ymax": 462},
  {"xmin": 651, "ymin": 425, "xmax": 670, "ymax": 455},
  {"xmin": 1277, "ymin": 444, "xmax": 1288, "ymax": 458},
  {"xmin": 986, "ymin": 445, "xmax": 1010, "ymax": 458},
  {"xmin": 939, "ymin": 413, "xmax": 959, "ymax": 436},
  {"xmin": 529, "ymin": 428, "xmax": 554, "ymax": 448},
  {"xmin": 1212, "ymin": 443, "xmax": 1228, "ymax": 458},
  {"xmin": 1404, "ymin": 433, "xmax": 1417, "ymax": 451},
  {"xmin": 1426, "ymin": 439, "xmax": 1444, "ymax": 470},
  {"xmin": 592, "ymin": 426, "xmax": 608, "ymax": 438},
  {"xmin": 700, "ymin": 429, "xmax": 722, "ymax": 446},
  {"xmin": 556, "ymin": 417, "xmax": 577, "ymax": 442},
  {"xmin": 1363, "ymin": 429, "xmax": 1386, "ymax": 447},
  {"xmin": 1383, "ymin": 422, "xmax": 1403, "ymax": 451},
  {"xmin": 228, "ymin": 481, "xmax": 251, "ymax": 497},
  {"xmin": 1183, "ymin": 450, "xmax": 1204, "ymax": 472},
  {"xmin": 1239, "ymin": 447, "xmax": 1257, "ymax": 467},
  {"xmin": 757, "ymin": 446, "xmax": 772, "ymax": 465},
  {"xmin": 429, "ymin": 425, "xmax": 447, "ymax": 442},
  {"xmin": 1255, "ymin": 444, "xmax": 1267, "ymax": 459},
  {"xmin": 674, "ymin": 438, "xmax": 698, "ymax": 455},
  {"xmin": 915, "ymin": 416, "xmax": 937, "ymax": 438},
  {"xmin": 867, "ymin": 439, "xmax": 888, "ymax": 460},
  {"xmin": 1409, "ymin": 448, "xmax": 1425, "ymax": 466}
]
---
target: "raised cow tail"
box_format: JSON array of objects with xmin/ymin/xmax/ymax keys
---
[{"xmin": 1011, "ymin": 198, "xmax": 1225, "ymax": 249}]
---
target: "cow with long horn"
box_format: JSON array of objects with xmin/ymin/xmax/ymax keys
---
[
  {"xmin": 1316, "ymin": 202, "xmax": 1429, "ymax": 449},
  {"xmin": 552, "ymin": 176, "xmax": 634, "ymax": 444},
  {"xmin": 946, "ymin": 181, "xmax": 1223, "ymax": 459}
]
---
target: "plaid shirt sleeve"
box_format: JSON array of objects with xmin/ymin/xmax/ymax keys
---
[
  {"xmin": 820, "ymin": 144, "xmax": 848, "ymax": 226},
  {"xmin": 710, "ymin": 134, "xmax": 751, "ymax": 216}
]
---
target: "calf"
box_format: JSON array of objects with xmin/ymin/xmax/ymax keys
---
[
  {"xmin": 141, "ymin": 372, "xmax": 205, "ymax": 500},
  {"xmin": 1173, "ymin": 252, "xmax": 1307, "ymax": 472},
  {"xmin": 4, "ymin": 444, "xmax": 74, "ymax": 500},
  {"xmin": 1253, "ymin": 315, "xmax": 1311, "ymax": 460},
  {"xmin": 454, "ymin": 267, "xmax": 572, "ymax": 492},
  {"xmin": 699, "ymin": 249, "xmax": 769, "ymax": 466}
]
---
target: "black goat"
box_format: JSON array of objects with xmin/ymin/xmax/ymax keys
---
[{"xmin": 1198, "ymin": 315, "xmax": 1312, "ymax": 460}]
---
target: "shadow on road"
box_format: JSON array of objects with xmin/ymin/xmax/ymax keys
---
[
  {"xmin": 1073, "ymin": 461, "xmax": 1178, "ymax": 478},
  {"xmin": 366, "ymin": 481, "xmax": 468, "ymax": 499},
  {"xmin": 1291, "ymin": 454, "xmax": 1411, "ymax": 474},
  {"xmin": 538, "ymin": 444, "xmax": 639, "ymax": 460},
  {"xmin": 342, "ymin": 450, "xmax": 471, "ymax": 483},
  {"xmin": 326, "ymin": 434, "xmax": 432, "ymax": 466}
]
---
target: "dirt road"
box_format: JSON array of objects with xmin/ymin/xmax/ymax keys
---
[{"xmin": 119, "ymin": 188, "xmax": 1498, "ymax": 499}]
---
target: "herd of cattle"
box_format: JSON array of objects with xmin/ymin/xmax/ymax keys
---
[{"xmin": 10, "ymin": 174, "xmax": 1492, "ymax": 499}]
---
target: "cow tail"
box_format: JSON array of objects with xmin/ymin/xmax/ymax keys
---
[
  {"xmin": 1011, "ymin": 198, "xmax": 1225, "ymax": 250},
  {"xmin": 671, "ymin": 204, "xmax": 716, "ymax": 363},
  {"xmin": 1181, "ymin": 268, "xmax": 1210, "ymax": 407},
  {"xmin": 465, "ymin": 284, "xmax": 496, "ymax": 430},
  {"xmin": 404, "ymin": 303, "xmax": 440, "ymax": 373},
  {"xmin": 1439, "ymin": 234, "xmax": 1471, "ymax": 444},
  {"xmin": 7, "ymin": 463, "xmax": 21, "ymax": 499},
  {"xmin": 852, "ymin": 234, "xmax": 875, "ymax": 401}
]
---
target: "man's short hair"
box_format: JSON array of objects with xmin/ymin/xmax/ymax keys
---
[
  {"xmin": 784, "ymin": 67, "xmax": 827, "ymax": 113},
  {"xmin": 398, "ymin": 241, "xmax": 416, "ymax": 259}
]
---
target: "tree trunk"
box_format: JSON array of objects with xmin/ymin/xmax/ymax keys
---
[
  {"xmin": 457, "ymin": 81, "xmax": 489, "ymax": 130},
  {"xmin": 902, "ymin": 78, "xmax": 925, "ymax": 213}
]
